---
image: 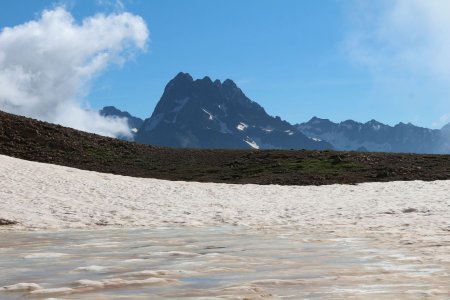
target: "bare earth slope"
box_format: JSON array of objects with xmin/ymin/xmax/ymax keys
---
[{"xmin": 1, "ymin": 110, "xmax": 450, "ymax": 185}]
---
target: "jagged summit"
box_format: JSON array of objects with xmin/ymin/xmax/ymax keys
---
[
  {"xmin": 173, "ymin": 72, "xmax": 193, "ymax": 82},
  {"xmin": 222, "ymin": 78, "xmax": 238, "ymax": 88},
  {"xmin": 136, "ymin": 73, "xmax": 332, "ymax": 150},
  {"xmin": 171, "ymin": 72, "xmax": 239, "ymax": 90},
  {"xmin": 99, "ymin": 73, "xmax": 450, "ymax": 153},
  {"xmin": 308, "ymin": 116, "xmax": 334, "ymax": 124}
]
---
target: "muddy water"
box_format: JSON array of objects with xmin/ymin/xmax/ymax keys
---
[{"xmin": 0, "ymin": 226, "xmax": 447, "ymax": 299}]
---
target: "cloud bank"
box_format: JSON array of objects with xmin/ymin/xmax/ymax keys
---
[
  {"xmin": 344, "ymin": 0, "xmax": 450, "ymax": 127},
  {"xmin": 346, "ymin": 0, "xmax": 450, "ymax": 80},
  {"xmin": 0, "ymin": 7, "xmax": 148, "ymax": 137}
]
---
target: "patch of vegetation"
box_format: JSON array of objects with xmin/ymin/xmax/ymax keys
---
[
  {"xmin": 1, "ymin": 110, "xmax": 450, "ymax": 186},
  {"xmin": 295, "ymin": 158, "xmax": 362, "ymax": 173}
]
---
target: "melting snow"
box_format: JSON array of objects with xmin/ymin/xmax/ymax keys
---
[
  {"xmin": 201, "ymin": 108, "xmax": 214, "ymax": 120},
  {"xmin": 1, "ymin": 155, "xmax": 450, "ymax": 299},
  {"xmin": 244, "ymin": 137, "xmax": 260, "ymax": 149},
  {"xmin": 199, "ymin": 108, "xmax": 231, "ymax": 133},
  {"xmin": 284, "ymin": 130, "xmax": 294, "ymax": 136},
  {"xmin": 236, "ymin": 122, "xmax": 248, "ymax": 131}
]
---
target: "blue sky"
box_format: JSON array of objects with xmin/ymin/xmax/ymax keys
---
[{"xmin": 1, "ymin": 0, "xmax": 450, "ymax": 129}]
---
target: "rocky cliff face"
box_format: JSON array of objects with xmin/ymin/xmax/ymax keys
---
[
  {"xmin": 135, "ymin": 72, "xmax": 332, "ymax": 150},
  {"xmin": 100, "ymin": 72, "xmax": 450, "ymax": 153}
]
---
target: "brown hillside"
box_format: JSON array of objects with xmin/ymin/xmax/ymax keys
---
[{"xmin": 1, "ymin": 110, "xmax": 450, "ymax": 185}]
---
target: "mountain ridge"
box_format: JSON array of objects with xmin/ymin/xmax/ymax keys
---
[
  {"xmin": 297, "ymin": 116, "xmax": 447, "ymax": 154},
  {"xmin": 135, "ymin": 72, "xmax": 332, "ymax": 150},
  {"xmin": 2, "ymin": 109, "xmax": 450, "ymax": 185},
  {"xmin": 100, "ymin": 72, "xmax": 450, "ymax": 154}
]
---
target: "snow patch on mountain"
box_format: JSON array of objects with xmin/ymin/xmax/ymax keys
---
[
  {"xmin": 201, "ymin": 108, "xmax": 214, "ymax": 121},
  {"xmin": 244, "ymin": 137, "xmax": 259, "ymax": 149},
  {"xmin": 285, "ymin": 130, "xmax": 294, "ymax": 136},
  {"xmin": 236, "ymin": 122, "xmax": 248, "ymax": 131}
]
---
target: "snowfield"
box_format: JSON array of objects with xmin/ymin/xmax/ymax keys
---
[
  {"xmin": 0, "ymin": 154, "xmax": 449, "ymax": 298},
  {"xmin": 0, "ymin": 154, "xmax": 449, "ymax": 234}
]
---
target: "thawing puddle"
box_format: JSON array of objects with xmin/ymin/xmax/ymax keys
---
[{"xmin": 0, "ymin": 226, "xmax": 447, "ymax": 299}]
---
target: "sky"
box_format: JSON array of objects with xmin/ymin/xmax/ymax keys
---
[{"xmin": 1, "ymin": 0, "xmax": 450, "ymax": 136}]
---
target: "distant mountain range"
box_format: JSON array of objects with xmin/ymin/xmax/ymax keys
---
[
  {"xmin": 102, "ymin": 72, "xmax": 450, "ymax": 153},
  {"xmin": 297, "ymin": 117, "xmax": 450, "ymax": 153}
]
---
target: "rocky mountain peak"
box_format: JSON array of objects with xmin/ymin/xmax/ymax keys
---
[
  {"xmin": 201, "ymin": 76, "xmax": 213, "ymax": 83},
  {"xmin": 136, "ymin": 73, "xmax": 332, "ymax": 150},
  {"xmin": 222, "ymin": 79, "xmax": 238, "ymax": 89},
  {"xmin": 98, "ymin": 72, "xmax": 450, "ymax": 153},
  {"xmin": 308, "ymin": 116, "xmax": 333, "ymax": 124},
  {"xmin": 173, "ymin": 72, "xmax": 193, "ymax": 82}
]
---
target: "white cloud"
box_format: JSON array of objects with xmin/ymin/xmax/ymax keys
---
[
  {"xmin": 432, "ymin": 113, "xmax": 450, "ymax": 129},
  {"xmin": 95, "ymin": 0, "xmax": 125, "ymax": 12},
  {"xmin": 345, "ymin": 0, "xmax": 450, "ymax": 82},
  {"xmin": 344, "ymin": 0, "xmax": 450, "ymax": 128},
  {"xmin": 0, "ymin": 7, "xmax": 149, "ymax": 137}
]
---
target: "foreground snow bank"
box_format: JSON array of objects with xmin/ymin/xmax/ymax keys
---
[
  {"xmin": 0, "ymin": 154, "xmax": 448, "ymax": 231},
  {"xmin": 1, "ymin": 154, "xmax": 449, "ymax": 298}
]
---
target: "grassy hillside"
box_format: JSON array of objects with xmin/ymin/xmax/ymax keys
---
[{"xmin": 1, "ymin": 110, "xmax": 450, "ymax": 185}]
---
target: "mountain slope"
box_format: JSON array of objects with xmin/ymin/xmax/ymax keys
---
[
  {"xmin": 297, "ymin": 117, "xmax": 447, "ymax": 153},
  {"xmin": 2, "ymin": 109, "xmax": 450, "ymax": 185},
  {"xmin": 136, "ymin": 73, "xmax": 332, "ymax": 150}
]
